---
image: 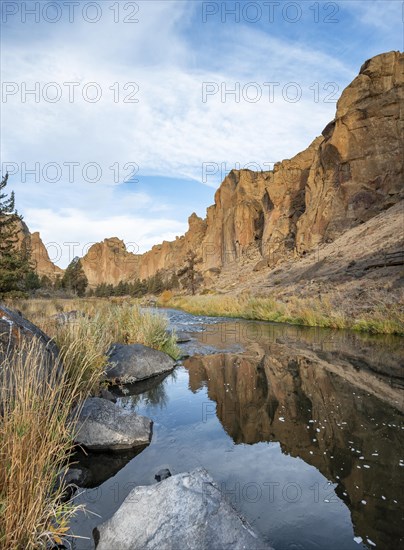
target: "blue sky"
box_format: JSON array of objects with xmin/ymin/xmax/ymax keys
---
[{"xmin": 1, "ymin": 0, "xmax": 403, "ymax": 267}]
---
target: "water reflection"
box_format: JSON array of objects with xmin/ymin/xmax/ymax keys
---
[
  {"xmin": 72, "ymin": 310, "xmax": 403, "ymax": 549},
  {"xmin": 73, "ymin": 445, "xmax": 149, "ymax": 488},
  {"xmin": 110, "ymin": 371, "xmax": 173, "ymax": 410},
  {"xmin": 183, "ymin": 347, "xmax": 404, "ymax": 549}
]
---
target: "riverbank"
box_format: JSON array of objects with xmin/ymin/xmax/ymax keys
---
[
  {"xmin": 0, "ymin": 300, "xmax": 179, "ymax": 548},
  {"xmin": 159, "ymin": 293, "xmax": 404, "ymax": 335}
]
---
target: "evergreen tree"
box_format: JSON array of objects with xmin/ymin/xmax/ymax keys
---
[
  {"xmin": 54, "ymin": 274, "xmax": 63, "ymax": 290},
  {"xmin": 62, "ymin": 257, "xmax": 88, "ymax": 297},
  {"xmin": 129, "ymin": 278, "xmax": 147, "ymax": 297},
  {"xmin": 24, "ymin": 270, "xmax": 41, "ymax": 291},
  {"xmin": 177, "ymin": 250, "xmax": 202, "ymax": 295},
  {"xmin": 146, "ymin": 271, "xmax": 164, "ymax": 295},
  {"xmin": 168, "ymin": 272, "xmax": 179, "ymax": 290},
  {"xmin": 0, "ymin": 173, "xmax": 34, "ymax": 297},
  {"xmin": 40, "ymin": 275, "xmax": 52, "ymax": 289}
]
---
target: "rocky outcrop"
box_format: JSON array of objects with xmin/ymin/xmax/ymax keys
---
[
  {"xmin": 12, "ymin": 217, "xmax": 62, "ymax": 280},
  {"xmin": 261, "ymin": 137, "xmax": 322, "ymax": 263},
  {"xmin": 201, "ymin": 170, "xmax": 267, "ymax": 271},
  {"xmin": 94, "ymin": 468, "xmax": 272, "ymax": 550},
  {"xmin": 74, "ymin": 397, "xmax": 152, "ymax": 452},
  {"xmin": 0, "ymin": 305, "xmax": 61, "ymax": 378},
  {"xmin": 105, "ymin": 343, "xmax": 176, "ymax": 384},
  {"xmin": 138, "ymin": 212, "xmax": 207, "ymax": 279},
  {"xmin": 80, "ymin": 237, "xmax": 141, "ymax": 287},
  {"xmin": 295, "ymin": 51, "xmax": 404, "ymax": 252},
  {"xmin": 76, "ymin": 51, "xmax": 403, "ymax": 287},
  {"xmin": 14, "ymin": 52, "xmax": 400, "ymax": 289},
  {"xmin": 30, "ymin": 231, "xmax": 63, "ymax": 279}
]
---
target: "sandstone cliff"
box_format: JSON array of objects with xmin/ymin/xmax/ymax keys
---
[
  {"xmin": 21, "ymin": 51, "xmax": 402, "ymax": 289},
  {"xmin": 30, "ymin": 232, "xmax": 63, "ymax": 279},
  {"xmin": 78, "ymin": 51, "xmax": 402, "ymax": 288},
  {"xmin": 13, "ymin": 219, "xmax": 63, "ymax": 280},
  {"xmin": 80, "ymin": 238, "xmax": 141, "ymax": 287},
  {"xmin": 198, "ymin": 51, "xmax": 403, "ymax": 273}
]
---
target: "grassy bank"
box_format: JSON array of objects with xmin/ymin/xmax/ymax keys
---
[
  {"xmin": 0, "ymin": 299, "xmax": 179, "ymax": 548},
  {"xmin": 160, "ymin": 293, "xmax": 404, "ymax": 335}
]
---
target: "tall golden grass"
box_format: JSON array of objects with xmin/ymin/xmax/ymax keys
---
[
  {"xmin": 6, "ymin": 299, "xmax": 179, "ymax": 390},
  {"xmin": 161, "ymin": 293, "xmax": 404, "ymax": 335},
  {"xmin": 0, "ymin": 299, "xmax": 179, "ymax": 547},
  {"xmin": 0, "ymin": 339, "xmax": 87, "ymax": 548}
]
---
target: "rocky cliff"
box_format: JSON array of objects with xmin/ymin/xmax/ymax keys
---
[
  {"xmin": 13, "ymin": 219, "xmax": 63, "ymax": 280},
  {"xmin": 30, "ymin": 231, "xmax": 63, "ymax": 279},
  {"xmin": 80, "ymin": 238, "xmax": 141, "ymax": 287},
  {"xmin": 198, "ymin": 50, "xmax": 403, "ymax": 273},
  {"xmin": 78, "ymin": 51, "xmax": 403, "ymax": 288}
]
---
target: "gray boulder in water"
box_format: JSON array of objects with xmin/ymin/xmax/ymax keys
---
[
  {"xmin": 74, "ymin": 397, "xmax": 152, "ymax": 452},
  {"xmin": 105, "ymin": 343, "xmax": 176, "ymax": 384},
  {"xmin": 93, "ymin": 468, "xmax": 272, "ymax": 550}
]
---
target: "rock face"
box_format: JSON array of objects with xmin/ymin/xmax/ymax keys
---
[
  {"xmin": 105, "ymin": 343, "xmax": 176, "ymax": 384},
  {"xmin": 139, "ymin": 213, "xmax": 207, "ymax": 280},
  {"xmin": 72, "ymin": 51, "xmax": 403, "ymax": 287},
  {"xmin": 93, "ymin": 468, "xmax": 272, "ymax": 550},
  {"xmin": 30, "ymin": 231, "xmax": 64, "ymax": 279},
  {"xmin": 12, "ymin": 218, "xmax": 63, "ymax": 280},
  {"xmin": 295, "ymin": 51, "xmax": 404, "ymax": 252},
  {"xmin": 74, "ymin": 397, "xmax": 152, "ymax": 452},
  {"xmin": 11, "ymin": 52, "xmax": 399, "ymax": 287},
  {"xmin": 80, "ymin": 237, "xmax": 141, "ymax": 287}
]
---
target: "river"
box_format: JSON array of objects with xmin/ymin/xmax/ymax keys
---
[{"xmin": 70, "ymin": 308, "xmax": 404, "ymax": 550}]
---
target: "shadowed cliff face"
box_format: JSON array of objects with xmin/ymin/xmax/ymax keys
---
[{"xmin": 183, "ymin": 342, "xmax": 403, "ymax": 549}]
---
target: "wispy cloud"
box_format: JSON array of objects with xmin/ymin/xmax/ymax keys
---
[{"xmin": 1, "ymin": 0, "xmax": 402, "ymax": 266}]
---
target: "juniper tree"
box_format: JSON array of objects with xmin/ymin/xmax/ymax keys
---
[
  {"xmin": 177, "ymin": 250, "xmax": 202, "ymax": 295},
  {"xmin": 0, "ymin": 173, "xmax": 34, "ymax": 296},
  {"xmin": 62, "ymin": 257, "xmax": 88, "ymax": 297}
]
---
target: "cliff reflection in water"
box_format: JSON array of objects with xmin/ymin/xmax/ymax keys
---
[{"xmin": 184, "ymin": 343, "xmax": 403, "ymax": 549}]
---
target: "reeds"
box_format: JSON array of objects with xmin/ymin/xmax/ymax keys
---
[
  {"xmin": 161, "ymin": 294, "xmax": 404, "ymax": 335},
  {"xmin": 0, "ymin": 339, "xmax": 87, "ymax": 548}
]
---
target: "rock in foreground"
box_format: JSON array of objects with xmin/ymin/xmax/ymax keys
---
[
  {"xmin": 0, "ymin": 304, "xmax": 62, "ymax": 378},
  {"xmin": 105, "ymin": 343, "xmax": 176, "ymax": 384},
  {"xmin": 74, "ymin": 397, "xmax": 152, "ymax": 452},
  {"xmin": 94, "ymin": 468, "xmax": 272, "ymax": 550}
]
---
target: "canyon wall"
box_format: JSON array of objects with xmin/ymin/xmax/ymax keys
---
[
  {"xmin": 13, "ymin": 219, "xmax": 63, "ymax": 280},
  {"xmin": 21, "ymin": 51, "xmax": 403, "ymax": 288},
  {"xmin": 80, "ymin": 238, "xmax": 141, "ymax": 286}
]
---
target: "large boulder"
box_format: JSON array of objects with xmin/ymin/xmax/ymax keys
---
[
  {"xmin": 0, "ymin": 304, "xmax": 61, "ymax": 378},
  {"xmin": 105, "ymin": 343, "xmax": 176, "ymax": 384},
  {"xmin": 94, "ymin": 468, "xmax": 272, "ymax": 550},
  {"xmin": 74, "ymin": 397, "xmax": 152, "ymax": 452}
]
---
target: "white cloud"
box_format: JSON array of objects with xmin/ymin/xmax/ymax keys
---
[
  {"xmin": 2, "ymin": 2, "xmax": 352, "ymax": 184},
  {"xmin": 1, "ymin": 0, "xmax": 366, "ymax": 266},
  {"xmin": 25, "ymin": 207, "xmax": 187, "ymax": 268}
]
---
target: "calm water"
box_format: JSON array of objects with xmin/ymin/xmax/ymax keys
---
[{"xmin": 70, "ymin": 309, "xmax": 404, "ymax": 550}]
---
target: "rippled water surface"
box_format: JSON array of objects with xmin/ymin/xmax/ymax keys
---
[{"xmin": 71, "ymin": 309, "xmax": 404, "ymax": 550}]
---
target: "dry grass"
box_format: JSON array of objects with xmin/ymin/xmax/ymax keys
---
[
  {"xmin": 0, "ymin": 298, "xmax": 180, "ymax": 547},
  {"xmin": 161, "ymin": 293, "xmax": 404, "ymax": 335},
  {"xmin": 5, "ymin": 299, "xmax": 180, "ymax": 393},
  {"xmin": 0, "ymin": 339, "xmax": 88, "ymax": 549}
]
